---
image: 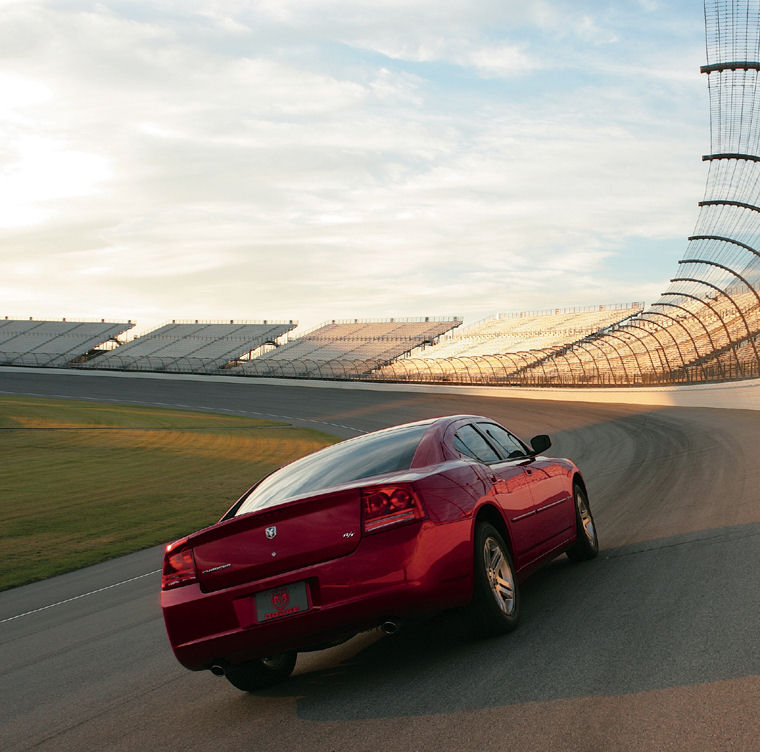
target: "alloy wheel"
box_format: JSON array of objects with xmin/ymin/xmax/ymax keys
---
[
  {"xmin": 576, "ymin": 488, "xmax": 597, "ymax": 547},
  {"xmin": 483, "ymin": 536, "xmax": 515, "ymax": 615}
]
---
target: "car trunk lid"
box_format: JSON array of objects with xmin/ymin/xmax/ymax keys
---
[{"xmin": 192, "ymin": 488, "xmax": 361, "ymax": 592}]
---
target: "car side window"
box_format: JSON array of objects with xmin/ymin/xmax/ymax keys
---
[
  {"xmin": 478, "ymin": 423, "xmax": 528, "ymax": 459},
  {"xmin": 453, "ymin": 424, "xmax": 500, "ymax": 463}
]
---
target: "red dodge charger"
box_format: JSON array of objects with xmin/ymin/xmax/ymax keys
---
[{"xmin": 161, "ymin": 414, "xmax": 598, "ymax": 691}]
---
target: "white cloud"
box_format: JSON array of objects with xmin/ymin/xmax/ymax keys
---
[
  {"xmin": 0, "ymin": 136, "xmax": 110, "ymax": 228},
  {"xmin": 0, "ymin": 0, "xmax": 708, "ymax": 330},
  {"xmin": 0, "ymin": 72, "xmax": 52, "ymax": 112},
  {"xmin": 462, "ymin": 44, "xmax": 538, "ymax": 76}
]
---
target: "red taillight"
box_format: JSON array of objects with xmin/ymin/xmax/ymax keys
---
[
  {"xmin": 361, "ymin": 485, "xmax": 424, "ymax": 534},
  {"xmin": 161, "ymin": 537, "xmax": 197, "ymax": 590}
]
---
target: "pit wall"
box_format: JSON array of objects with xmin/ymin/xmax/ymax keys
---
[{"xmin": 3, "ymin": 366, "xmax": 760, "ymax": 411}]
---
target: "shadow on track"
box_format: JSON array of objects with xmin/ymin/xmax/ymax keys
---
[{"xmin": 254, "ymin": 522, "xmax": 760, "ymax": 721}]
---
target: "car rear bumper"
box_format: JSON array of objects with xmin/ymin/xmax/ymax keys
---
[{"xmin": 161, "ymin": 519, "xmax": 471, "ymax": 670}]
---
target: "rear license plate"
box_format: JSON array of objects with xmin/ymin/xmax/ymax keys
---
[{"xmin": 255, "ymin": 581, "xmax": 309, "ymax": 622}]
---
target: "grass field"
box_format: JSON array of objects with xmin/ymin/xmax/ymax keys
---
[{"xmin": 0, "ymin": 395, "xmax": 338, "ymax": 591}]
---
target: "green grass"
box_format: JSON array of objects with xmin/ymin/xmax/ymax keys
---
[{"xmin": 0, "ymin": 395, "xmax": 338, "ymax": 591}]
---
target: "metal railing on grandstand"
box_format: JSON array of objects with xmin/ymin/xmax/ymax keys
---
[
  {"xmin": 73, "ymin": 355, "xmax": 230, "ymax": 374},
  {"xmin": 9, "ymin": 338, "xmax": 752, "ymax": 387},
  {"xmin": 230, "ymin": 358, "xmax": 384, "ymax": 380},
  {"xmin": 0, "ymin": 352, "xmax": 69, "ymax": 368},
  {"xmin": 363, "ymin": 353, "xmax": 759, "ymax": 386}
]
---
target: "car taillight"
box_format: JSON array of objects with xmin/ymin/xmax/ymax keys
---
[
  {"xmin": 161, "ymin": 537, "xmax": 197, "ymax": 590},
  {"xmin": 362, "ymin": 485, "xmax": 424, "ymax": 534}
]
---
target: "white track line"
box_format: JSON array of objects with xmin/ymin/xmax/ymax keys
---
[
  {"xmin": 0, "ymin": 390, "xmax": 364, "ymax": 626},
  {"xmin": 0, "ymin": 570, "xmax": 160, "ymax": 624}
]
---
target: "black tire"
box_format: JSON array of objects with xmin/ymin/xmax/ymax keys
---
[
  {"xmin": 466, "ymin": 522, "xmax": 520, "ymax": 637},
  {"xmin": 566, "ymin": 483, "xmax": 599, "ymax": 562},
  {"xmin": 224, "ymin": 652, "xmax": 297, "ymax": 692}
]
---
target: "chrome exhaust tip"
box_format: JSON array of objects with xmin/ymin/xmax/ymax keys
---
[{"xmin": 380, "ymin": 619, "xmax": 401, "ymax": 635}]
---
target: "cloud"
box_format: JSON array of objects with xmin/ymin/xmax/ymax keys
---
[
  {"xmin": 0, "ymin": 136, "xmax": 110, "ymax": 228},
  {"xmin": 0, "ymin": 1, "xmax": 708, "ymax": 330}
]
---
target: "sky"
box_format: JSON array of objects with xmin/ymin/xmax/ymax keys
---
[{"xmin": 1, "ymin": 0, "xmax": 709, "ymax": 334}]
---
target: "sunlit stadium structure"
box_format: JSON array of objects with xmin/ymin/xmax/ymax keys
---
[
  {"xmin": 234, "ymin": 318, "xmax": 461, "ymax": 378},
  {"xmin": 375, "ymin": 0, "xmax": 760, "ymax": 387},
  {"xmin": 412, "ymin": 305, "xmax": 643, "ymax": 359},
  {"xmin": 0, "ymin": 319, "xmax": 133, "ymax": 367},
  {"xmin": 374, "ymin": 305, "xmax": 641, "ymax": 384},
  {"xmin": 82, "ymin": 321, "xmax": 296, "ymax": 374},
  {"xmin": 513, "ymin": 0, "xmax": 760, "ymax": 385}
]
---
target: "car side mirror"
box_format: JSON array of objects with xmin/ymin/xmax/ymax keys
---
[{"xmin": 529, "ymin": 434, "xmax": 551, "ymax": 455}]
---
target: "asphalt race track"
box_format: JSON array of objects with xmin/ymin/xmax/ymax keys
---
[{"xmin": 1, "ymin": 370, "xmax": 759, "ymax": 751}]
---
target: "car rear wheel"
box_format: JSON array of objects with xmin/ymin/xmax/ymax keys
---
[
  {"xmin": 224, "ymin": 652, "xmax": 297, "ymax": 692},
  {"xmin": 467, "ymin": 522, "xmax": 520, "ymax": 637},
  {"xmin": 566, "ymin": 483, "xmax": 598, "ymax": 562}
]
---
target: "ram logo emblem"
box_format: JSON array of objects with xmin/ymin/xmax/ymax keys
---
[{"xmin": 265, "ymin": 526, "xmax": 277, "ymax": 540}]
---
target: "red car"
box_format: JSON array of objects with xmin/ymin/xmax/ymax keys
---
[{"xmin": 161, "ymin": 414, "xmax": 598, "ymax": 691}]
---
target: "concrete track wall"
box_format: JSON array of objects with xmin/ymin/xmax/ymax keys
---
[{"xmin": 3, "ymin": 366, "xmax": 759, "ymax": 411}]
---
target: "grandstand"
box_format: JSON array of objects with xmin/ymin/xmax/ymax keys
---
[
  {"xmin": 424, "ymin": 282, "xmax": 755, "ymax": 386},
  {"xmin": 414, "ymin": 305, "xmax": 643, "ymax": 359},
  {"xmin": 235, "ymin": 317, "xmax": 461, "ymax": 378},
  {"xmin": 84, "ymin": 321, "xmax": 296, "ymax": 373},
  {"xmin": 375, "ymin": 303, "xmax": 643, "ymax": 384},
  {"xmin": 498, "ymin": 0, "xmax": 760, "ymax": 386},
  {"xmin": 372, "ymin": 305, "xmax": 641, "ymax": 384},
  {"xmin": 0, "ymin": 319, "xmax": 134, "ymax": 367},
  {"xmin": 375, "ymin": 287, "xmax": 759, "ymax": 386},
  {"xmin": 523, "ymin": 285, "xmax": 760, "ymax": 385},
  {"xmin": 375, "ymin": 1, "xmax": 760, "ymax": 388}
]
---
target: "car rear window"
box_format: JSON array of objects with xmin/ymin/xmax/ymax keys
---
[{"xmin": 235, "ymin": 422, "xmax": 432, "ymax": 515}]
